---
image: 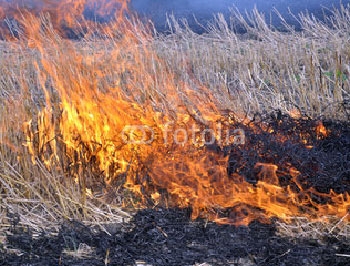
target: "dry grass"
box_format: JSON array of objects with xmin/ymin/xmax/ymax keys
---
[
  {"xmin": 154, "ymin": 6, "xmax": 350, "ymax": 120},
  {"xmin": 276, "ymin": 215, "xmax": 350, "ymax": 240},
  {"xmin": 0, "ymin": 4, "xmax": 349, "ymax": 243}
]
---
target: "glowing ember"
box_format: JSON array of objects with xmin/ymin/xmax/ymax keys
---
[
  {"xmin": 1, "ymin": 0, "xmax": 349, "ymax": 226},
  {"xmin": 288, "ymin": 108, "xmax": 301, "ymax": 119},
  {"xmin": 316, "ymin": 121, "xmax": 328, "ymax": 138}
]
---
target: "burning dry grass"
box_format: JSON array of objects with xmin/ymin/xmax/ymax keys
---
[{"xmin": 0, "ymin": 4, "xmax": 349, "ymax": 247}]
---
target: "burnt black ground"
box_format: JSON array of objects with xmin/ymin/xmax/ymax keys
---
[
  {"xmin": 227, "ymin": 112, "xmax": 350, "ymax": 195},
  {"xmin": 1, "ymin": 208, "xmax": 349, "ymax": 266}
]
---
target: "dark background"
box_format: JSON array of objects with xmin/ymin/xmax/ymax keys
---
[
  {"xmin": 130, "ymin": 0, "xmax": 350, "ymax": 32},
  {"xmin": 2, "ymin": 1, "xmax": 350, "ymax": 32}
]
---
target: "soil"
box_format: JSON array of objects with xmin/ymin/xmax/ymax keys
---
[
  {"xmin": 1, "ymin": 208, "xmax": 349, "ymax": 266},
  {"xmin": 227, "ymin": 111, "xmax": 350, "ymax": 195}
]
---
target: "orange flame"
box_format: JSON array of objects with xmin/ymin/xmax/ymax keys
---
[
  {"xmin": 0, "ymin": 0, "xmax": 129, "ymax": 38},
  {"xmin": 1, "ymin": 0, "xmax": 348, "ymax": 226},
  {"xmin": 316, "ymin": 121, "xmax": 328, "ymax": 138}
]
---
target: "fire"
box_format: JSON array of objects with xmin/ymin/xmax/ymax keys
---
[
  {"xmin": 1, "ymin": 1, "xmax": 349, "ymax": 226},
  {"xmin": 0, "ymin": 0, "xmax": 129, "ymax": 38},
  {"xmin": 316, "ymin": 121, "xmax": 328, "ymax": 138},
  {"xmin": 288, "ymin": 108, "xmax": 301, "ymax": 119}
]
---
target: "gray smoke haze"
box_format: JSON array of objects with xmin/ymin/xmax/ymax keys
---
[
  {"xmin": 130, "ymin": 0, "xmax": 350, "ymax": 32},
  {"xmin": 1, "ymin": 0, "xmax": 349, "ymax": 33},
  {"xmin": 131, "ymin": 0, "xmax": 347, "ymax": 15}
]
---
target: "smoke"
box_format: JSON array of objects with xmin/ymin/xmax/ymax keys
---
[
  {"xmin": 1, "ymin": 0, "xmax": 349, "ymax": 33},
  {"xmin": 130, "ymin": 0, "xmax": 350, "ymax": 32},
  {"xmin": 0, "ymin": 0, "xmax": 127, "ymax": 21},
  {"xmin": 0, "ymin": 0, "xmax": 127, "ymax": 38},
  {"xmin": 130, "ymin": 0, "xmax": 347, "ymax": 15}
]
